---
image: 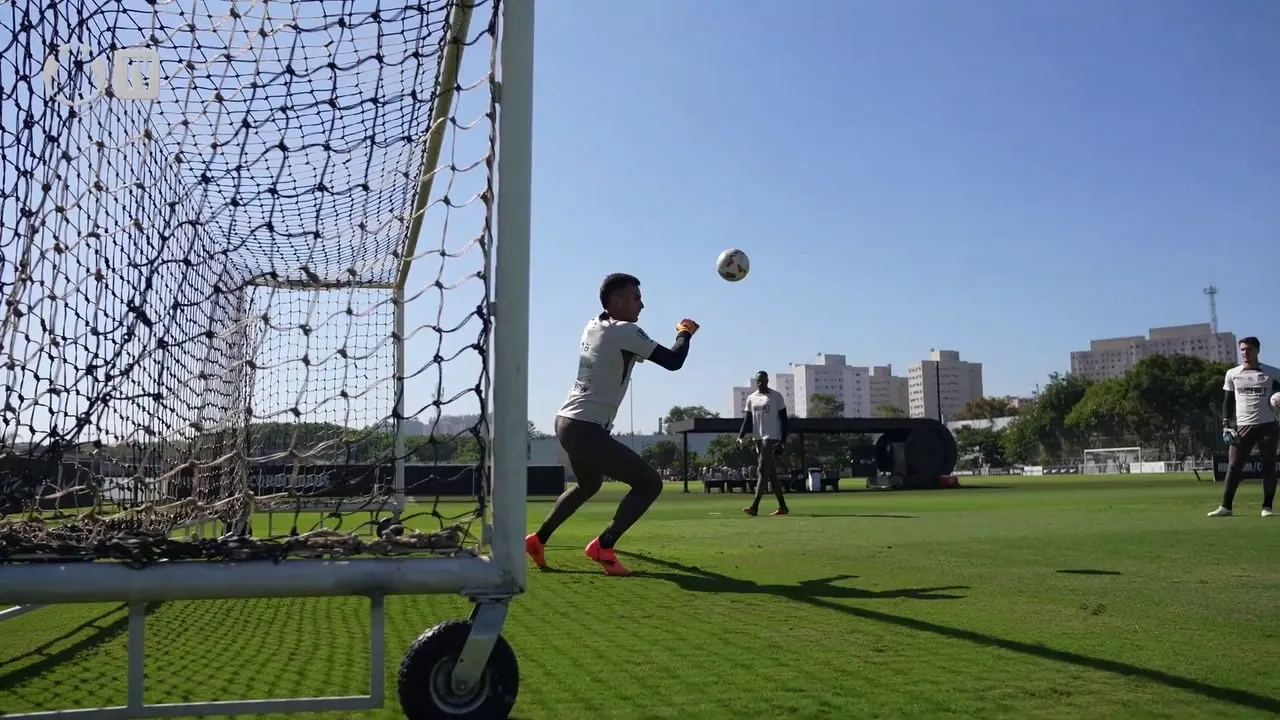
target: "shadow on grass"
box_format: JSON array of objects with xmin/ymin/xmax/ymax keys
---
[
  {"xmin": 1057, "ymin": 569, "xmax": 1123, "ymax": 576},
  {"xmin": 618, "ymin": 552, "xmax": 967, "ymax": 601},
  {"xmin": 619, "ymin": 552, "xmax": 1280, "ymax": 714},
  {"xmin": 0, "ymin": 602, "xmax": 165, "ymax": 693},
  {"xmin": 792, "ymin": 513, "xmax": 919, "ymax": 519}
]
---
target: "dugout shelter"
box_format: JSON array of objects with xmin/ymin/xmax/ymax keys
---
[{"xmin": 665, "ymin": 417, "xmax": 958, "ymax": 493}]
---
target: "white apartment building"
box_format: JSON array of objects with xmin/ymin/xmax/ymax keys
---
[
  {"xmin": 868, "ymin": 365, "xmax": 909, "ymax": 415},
  {"xmin": 730, "ymin": 373, "xmax": 795, "ymax": 418},
  {"xmin": 1069, "ymin": 324, "xmax": 1237, "ymax": 381},
  {"xmin": 908, "ymin": 349, "xmax": 984, "ymax": 420},
  {"xmin": 790, "ymin": 353, "xmax": 870, "ymax": 418}
]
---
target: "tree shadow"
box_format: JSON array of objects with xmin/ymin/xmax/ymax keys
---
[
  {"xmin": 616, "ymin": 552, "xmax": 1280, "ymax": 714},
  {"xmin": 618, "ymin": 552, "xmax": 967, "ymax": 601},
  {"xmin": 1057, "ymin": 569, "xmax": 1123, "ymax": 576}
]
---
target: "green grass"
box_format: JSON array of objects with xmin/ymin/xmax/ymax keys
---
[{"xmin": 4, "ymin": 474, "xmax": 1280, "ymax": 719}]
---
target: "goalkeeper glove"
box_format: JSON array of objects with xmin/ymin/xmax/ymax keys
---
[
  {"xmin": 676, "ymin": 318, "xmax": 700, "ymax": 336},
  {"xmin": 1222, "ymin": 427, "xmax": 1238, "ymax": 446}
]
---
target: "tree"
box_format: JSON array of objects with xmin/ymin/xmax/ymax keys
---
[
  {"xmin": 954, "ymin": 425, "xmax": 1008, "ymax": 469},
  {"xmin": 1065, "ymin": 377, "xmax": 1138, "ymax": 446},
  {"xmin": 803, "ymin": 393, "xmax": 867, "ymax": 470},
  {"xmin": 664, "ymin": 405, "xmax": 719, "ymax": 425},
  {"xmin": 953, "ymin": 396, "xmax": 1020, "ymax": 421},
  {"xmin": 873, "ymin": 403, "xmax": 907, "ymax": 418},
  {"xmin": 527, "ymin": 421, "xmax": 549, "ymax": 440},
  {"xmin": 640, "ymin": 439, "xmax": 679, "ymax": 472},
  {"xmin": 999, "ymin": 373, "xmax": 1092, "ymax": 464},
  {"xmin": 705, "ymin": 434, "xmax": 753, "ymax": 468}
]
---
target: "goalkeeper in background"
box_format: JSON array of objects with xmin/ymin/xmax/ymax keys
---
[
  {"xmin": 1209, "ymin": 336, "xmax": 1280, "ymax": 518},
  {"xmin": 524, "ymin": 273, "xmax": 700, "ymax": 576},
  {"xmin": 738, "ymin": 371, "xmax": 791, "ymax": 516}
]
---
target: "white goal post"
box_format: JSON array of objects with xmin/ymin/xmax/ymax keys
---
[
  {"xmin": 1082, "ymin": 447, "xmax": 1142, "ymax": 475},
  {"xmin": 0, "ymin": 0, "xmax": 534, "ymax": 718}
]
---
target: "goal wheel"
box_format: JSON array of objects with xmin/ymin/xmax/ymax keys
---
[{"xmin": 397, "ymin": 619, "xmax": 519, "ymax": 719}]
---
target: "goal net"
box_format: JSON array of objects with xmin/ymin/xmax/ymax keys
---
[
  {"xmin": 0, "ymin": 0, "xmax": 501, "ymax": 566},
  {"xmin": 1081, "ymin": 447, "xmax": 1141, "ymax": 475}
]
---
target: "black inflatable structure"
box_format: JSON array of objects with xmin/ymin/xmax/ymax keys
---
[{"xmin": 665, "ymin": 417, "xmax": 958, "ymax": 492}]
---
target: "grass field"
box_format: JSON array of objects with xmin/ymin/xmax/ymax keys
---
[{"xmin": 3, "ymin": 473, "xmax": 1279, "ymax": 719}]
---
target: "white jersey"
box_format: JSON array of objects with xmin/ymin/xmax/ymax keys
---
[
  {"xmin": 744, "ymin": 389, "xmax": 787, "ymax": 441},
  {"xmin": 557, "ymin": 313, "xmax": 659, "ymax": 428},
  {"xmin": 1224, "ymin": 363, "xmax": 1280, "ymax": 427}
]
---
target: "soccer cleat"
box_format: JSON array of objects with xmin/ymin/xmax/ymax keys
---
[
  {"xmin": 743, "ymin": 506, "xmax": 758, "ymax": 517},
  {"xmin": 770, "ymin": 508, "xmax": 790, "ymax": 516},
  {"xmin": 1263, "ymin": 508, "xmax": 1275, "ymax": 518},
  {"xmin": 1207, "ymin": 506, "xmax": 1233, "ymax": 517},
  {"xmin": 524, "ymin": 533, "xmax": 547, "ymax": 569},
  {"xmin": 585, "ymin": 537, "xmax": 631, "ymax": 576}
]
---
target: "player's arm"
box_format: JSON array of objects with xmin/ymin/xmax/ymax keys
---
[
  {"xmin": 777, "ymin": 405, "xmax": 789, "ymax": 445},
  {"xmin": 738, "ymin": 413, "xmax": 752, "ymax": 440},
  {"xmin": 1222, "ymin": 371, "xmax": 1236, "ymax": 428},
  {"xmin": 620, "ymin": 320, "xmax": 699, "ymax": 372}
]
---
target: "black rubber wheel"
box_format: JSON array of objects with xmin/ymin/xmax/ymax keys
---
[
  {"xmin": 904, "ymin": 425, "xmax": 948, "ymax": 478},
  {"xmin": 398, "ymin": 620, "xmax": 519, "ymax": 719}
]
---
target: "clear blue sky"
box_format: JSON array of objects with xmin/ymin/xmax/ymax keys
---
[{"xmin": 525, "ymin": 0, "xmax": 1279, "ymax": 434}]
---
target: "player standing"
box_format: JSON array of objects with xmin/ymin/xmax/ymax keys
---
[
  {"xmin": 1208, "ymin": 336, "xmax": 1280, "ymax": 518},
  {"xmin": 524, "ymin": 273, "xmax": 700, "ymax": 575},
  {"xmin": 738, "ymin": 371, "xmax": 790, "ymax": 517}
]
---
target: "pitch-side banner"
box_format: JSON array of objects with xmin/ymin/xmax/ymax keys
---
[{"xmin": 1212, "ymin": 453, "xmax": 1280, "ymax": 482}]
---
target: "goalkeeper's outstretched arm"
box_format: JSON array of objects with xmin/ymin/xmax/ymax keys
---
[
  {"xmin": 645, "ymin": 319, "xmax": 700, "ymax": 372},
  {"xmin": 1222, "ymin": 391, "xmax": 1235, "ymax": 428}
]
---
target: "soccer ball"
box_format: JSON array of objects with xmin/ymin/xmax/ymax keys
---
[
  {"xmin": 716, "ymin": 248, "xmax": 750, "ymax": 282},
  {"xmin": 1272, "ymin": 392, "xmax": 1280, "ymax": 412}
]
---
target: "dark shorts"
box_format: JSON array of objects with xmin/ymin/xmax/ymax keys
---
[
  {"xmin": 1229, "ymin": 422, "xmax": 1280, "ymax": 468},
  {"xmin": 555, "ymin": 415, "xmax": 659, "ymax": 490}
]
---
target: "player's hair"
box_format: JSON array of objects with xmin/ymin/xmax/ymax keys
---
[
  {"xmin": 755, "ymin": 371, "xmax": 769, "ymax": 380},
  {"xmin": 599, "ymin": 273, "xmax": 640, "ymax": 309},
  {"xmin": 1241, "ymin": 336, "xmax": 1261, "ymax": 350}
]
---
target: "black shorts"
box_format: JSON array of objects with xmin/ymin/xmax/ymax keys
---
[
  {"xmin": 1229, "ymin": 422, "xmax": 1279, "ymax": 467},
  {"xmin": 555, "ymin": 415, "xmax": 658, "ymax": 488}
]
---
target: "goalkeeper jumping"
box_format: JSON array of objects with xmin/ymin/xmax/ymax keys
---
[{"xmin": 524, "ymin": 273, "xmax": 699, "ymax": 576}]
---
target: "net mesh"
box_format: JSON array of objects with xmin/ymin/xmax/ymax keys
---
[{"xmin": 0, "ymin": 0, "xmax": 499, "ymax": 566}]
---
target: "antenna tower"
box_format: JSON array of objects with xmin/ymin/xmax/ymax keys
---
[{"xmin": 1203, "ymin": 285, "xmax": 1219, "ymax": 334}]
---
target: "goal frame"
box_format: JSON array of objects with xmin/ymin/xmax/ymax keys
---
[
  {"xmin": 1081, "ymin": 446, "xmax": 1142, "ymax": 474},
  {"xmin": 0, "ymin": 0, "xmax": 534, "ymax": 716}
]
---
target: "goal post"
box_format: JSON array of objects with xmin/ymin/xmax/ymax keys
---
[
  {"xmin": 0, "ymin": 0, "xmax": 534, "ymax": 717},
  {"xmin": 1082, "ymin": 446, "xmax": 1142, "ymax": 475}
]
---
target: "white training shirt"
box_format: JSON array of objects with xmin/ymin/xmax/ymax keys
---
[
  {"xmin": 557, "ymin": 313, "xmax": 659, "ymax": 428},
  {"xmin": 743, "ymin": 389, "xmax": 787, "ymax": 441},
  {"xmin": 1223, "ymin": 363, "xmax": 1280, "ymax": 427}
]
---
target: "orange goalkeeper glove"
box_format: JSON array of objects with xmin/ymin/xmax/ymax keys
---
[{"xmin": 676, "ymin": 318, "xmax": 700, "ymax": 336}]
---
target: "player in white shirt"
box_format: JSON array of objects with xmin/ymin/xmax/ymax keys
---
[
  {"xmin": 524, "ymin": 273, "xmax": 700, "ymax": 576},
  {"xmin": 737, "ymin": 371, "xmax": 791, "ymax": 516},
  {"xmin": 1208, "ymin": 336, "xmax": 1280, "ymax": 518}
]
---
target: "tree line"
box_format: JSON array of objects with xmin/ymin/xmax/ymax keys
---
[
  {"xmin": 955, "ymin": 353, "xmax": 1233, "ymax": 468},
  {"xmin": 61, "ymin": 419, "xmax": 552, "ymax": 468}
]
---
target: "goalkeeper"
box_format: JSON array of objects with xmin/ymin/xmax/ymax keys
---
[
  {"xmin": 1209, "ymin": 336, "xmax": 1280, "ymax": 518},
  {"xmin": 524, "ymin": 273, "xmax": 699, "ymax": 576}
]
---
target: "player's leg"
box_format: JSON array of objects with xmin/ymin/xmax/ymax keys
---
[
  {"xmin": 1257, "ymin": 423, "xmax": 1279, "ymax": 516},
  {"xmin": 582, "ymin": 432, "xmax": 664, "ymax": 575},
  {"xmin": 1212, "ymin": 427, "xmax": 1260, "ymax": 516},
  {"xmin": 744, "ymin": 441, "xmax": 766, "ymax": 516},
  {"xmin": 525, "ymin": 417, "xmax": 606, "ymax": 567},
  {"xmin": 762, "ymin": 442, "xmax": 789, "ymax": 515}
]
